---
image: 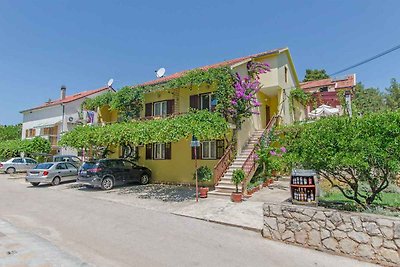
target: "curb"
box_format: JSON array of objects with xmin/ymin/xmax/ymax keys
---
[{"xmin": 172, "ymin": 212, "xmax": 262, "ymax": 233}]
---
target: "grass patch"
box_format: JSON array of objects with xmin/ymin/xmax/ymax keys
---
[{"xmin": 319, "ymin": 187, "xmax": 400, "ymax": 217}]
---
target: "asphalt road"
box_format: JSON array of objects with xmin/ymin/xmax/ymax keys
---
[{"xmin": 0, "ymin": 175, "xmax": 378, "ymax": 267}]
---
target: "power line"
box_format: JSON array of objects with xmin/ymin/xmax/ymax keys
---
[{"xmin": 329, "ymin": 43, "xmax": 400, "ymax": 76}]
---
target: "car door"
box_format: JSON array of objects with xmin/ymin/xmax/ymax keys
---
[
  {"xmin": 123, "ymin": 160, "xmax": 141, "ymax": 182},
  {"xmin": 108, "ymin": 160, "xmax": 125, "ymax": 185},
  {"xmin": 65, "ymin": 163, "xmax": 78, "ymax": 181},
  {"xmin": 12, "ymin": 158, "xmax": 24, "ymax": 172},
  {"xmin": 25, "ymin": 158, "xmax": 37, "ymax": 171},
  {"xmin": 55, "ymin": 163, "xmax": 69, "ymax": 179}
]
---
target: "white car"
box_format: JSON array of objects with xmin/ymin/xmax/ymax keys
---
[{"xmin": 0, "ymin": 157, "xmax": 38, "ymax": 174}]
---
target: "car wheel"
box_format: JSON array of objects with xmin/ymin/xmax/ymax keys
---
[
  {"xmin": 52, "ymin": 177, "xmax": 61, "ymax": 186},
  {"xmin": 140, "ymin": 173, "xmax": 150, "ymax": 185},
  {"xmin": 30, "ymin": 182, "xmax": 40, "ymax": 186},
  {"xmin": 101, "ymin": 177, "xmax": 114, "ymax": 190},
  {"xmin": 6, "ymin": 167, "xmax": 16, "ymax": 174}
]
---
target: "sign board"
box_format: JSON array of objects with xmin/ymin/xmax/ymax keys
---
[{"xmin": 191, "ymin": 136, "xmax": 200, "ymax": 147}]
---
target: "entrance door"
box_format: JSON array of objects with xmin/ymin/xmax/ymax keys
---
[{"xmin": 266, "ymin": 105, "xmax": 271, "ymax": 126}]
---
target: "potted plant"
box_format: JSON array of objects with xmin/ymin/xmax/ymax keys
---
[
  {"xmin": 231, "ymin": 169, "xmax": 245, "ymax": 202},
  {"xmin": 194, "ymin": 166, "xmax": 212, "ymax": 198}
]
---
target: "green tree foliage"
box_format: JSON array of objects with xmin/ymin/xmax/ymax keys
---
[
  {"xmin": 352, "ymin": 82, "xmax": 386, "ymax": 115},
  {"xmin": 59, "ymin": 110, "xmax": 228, "ymax": 149},
  {"xmin": 385, "ymin": 78, "xmax": 400, "ymax": 111},
  {"xmin": 303, "ymin": 69, "xmax": 330, "ymax": 82},
  {"xmin": 0, "ymin": 124, "xmax": 21, "ymax": 141},
  {"xmin": 0, "ymin": 137, "xmax": 51, "ymax": 160},
  {"xmin": 280, "ymin": 112, "xmax": 400, "ymax": 208}
]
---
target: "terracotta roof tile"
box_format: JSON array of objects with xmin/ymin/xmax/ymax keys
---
[
  {"xmin": 21, "ymin": 87, "xmax": 112, "ymax": 113},
  {"xmin": 136, "ymin": 48, "xmax": 286, "ymax": 87},
  {"xmin": 300, "ymin": 74, "xmax": 356, "ymax": 91}
]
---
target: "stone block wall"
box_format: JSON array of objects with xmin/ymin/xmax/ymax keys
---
[{"xmin": 262, "ymin": 203, "xmax": 400, "ymax": 266}]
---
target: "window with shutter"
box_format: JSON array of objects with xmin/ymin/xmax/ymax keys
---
[
  {"xmin": 216, "ymin": 140, "xmax": 225, "ymax": 159},
  {"xmin": 145, "ymin": 103, "xmax": 153, "ymax": 117},
  {"xmin": 201, "ymin": 140, "xmax": 217, "ymax": 159},
  {"xmin": 153, "ymin": 101, "xmax": 167, "ymax": 116},
  {"xmin": 167, "ymin": 100, "xmax": 175, "ymax": 115},
  {"xmin": 145, "ymin": 144, "xmax": 152, "ymax": 160},
  {"xmin": 189, "ymin": 95, "xmax": 199, "ymax": 110},
  {"xmin": 191, "ymin": 146, "xmax": 201, "ymax": 160},
  {"xmin": 165, "ymin": 143, "xmax": 172, "ymax": 159}
]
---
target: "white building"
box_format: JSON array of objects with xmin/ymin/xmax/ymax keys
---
[{"xmin": 20, "ymin": 85, "xmax": 114, "ymax": 155}]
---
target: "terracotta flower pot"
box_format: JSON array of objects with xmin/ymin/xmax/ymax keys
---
[
  {"xmin": 199, "ymin": 187, "xmax": 209, "ymax": 198},
  {"xmin": 231, "ymin": 192, "xmax": 243, "ymax": 202}
]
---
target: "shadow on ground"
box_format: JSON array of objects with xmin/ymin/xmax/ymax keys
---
[{"xmin": 65, "ymin": 183, "xmax": 196, "ymax": 202}]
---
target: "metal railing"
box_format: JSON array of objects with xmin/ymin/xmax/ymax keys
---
[
  {"xmin": 213, "ymin": 144, "xmax": 233, "ymax": 185},
  {"xmin": 241, "ymin": 116, "xmax": 279, "ymax": 194}
]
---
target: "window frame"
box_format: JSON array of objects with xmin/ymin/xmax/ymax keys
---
[
  {"xmin": 199, "ymin": 93, "xmax": 217, "ymax": 111},
  {"xmin": 153, "ymin": 143, "xmax": 166, "ymax": 160},
  {"xmin": 201, "ymin": 140, "xmax": 217, "ymax": 160},
  {"xmin": 153, "ymin": 101, "xmax": 168, "ymax": 117}
]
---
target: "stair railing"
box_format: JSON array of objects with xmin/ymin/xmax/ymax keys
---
[
  {"xmin": 241, "ymin": 115, "xmax": 279, "ymax": 194},
  {"xmin": 213, "ymin": 144, "xmax": 233, "ymax": 185}
]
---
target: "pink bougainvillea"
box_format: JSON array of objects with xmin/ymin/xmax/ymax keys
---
[{"xmin": 229, "ymin": 62, "xmax": 270, "ymax": 127}]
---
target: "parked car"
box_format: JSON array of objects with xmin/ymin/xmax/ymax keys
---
[
  {"xmin": 77, "ymin": 159, "xmax": 151, "ymax": 190},
  {"xmin": 25, "ymin": 162, "xmax": 78, "ymax": 186},
  {"xmin": 53, "ymin": 155, "xmax": 82, "ymax": 168},
  {"xmin": 0, "ymin": 157, "xmax": 38, "ymax": 174}
]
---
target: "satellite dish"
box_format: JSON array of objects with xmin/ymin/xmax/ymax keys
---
[
  {"xmin": 107, "ymin": 78, "xmax": 114, "ymax": 87},
  {"xmin": 156, "ymin": 68, "xmax": 166, "ymax": 78}
]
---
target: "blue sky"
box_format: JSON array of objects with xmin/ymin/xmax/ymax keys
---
[{"xmin": 1, "ymin": 0, "xmax": 400, "ymax": 125}]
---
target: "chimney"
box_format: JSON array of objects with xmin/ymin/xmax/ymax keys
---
[{"xmin": 60, "ymin": 85, "xmax": 66, "ymax": 100}]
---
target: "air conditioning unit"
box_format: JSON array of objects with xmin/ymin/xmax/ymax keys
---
[{"xmin": 67, "ymin": 116, "xmax": 83, "ymax": 124}]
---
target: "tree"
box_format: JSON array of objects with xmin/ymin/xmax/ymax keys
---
[
  {"xmin": 352, "ymin": 82, "xmax": 386, "ymax": 115},
  {"xmin": 303, "ymin": 69, "xmax": 330, "ymax": 82},
  {"xmin": 385, "ymin": 78, "xmax": 400, "ymax": 111},
  {"xmin": 0, "ymin": 124, "xmax": 21, "ymax": 141},
  {"xmin": 281, "ymin": 112, "xmax": 400, "ymax": 208}
]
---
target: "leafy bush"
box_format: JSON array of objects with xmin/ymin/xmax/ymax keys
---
[
  {"xmin": 193, "ymin": 166, "xmax": 212, "ymax": 186},
  {"xmin": 281, "ymin": 112, "xmax": 400, "ymax": 208},
  {"xmin": 60, "ymin": 110, "xmax": 228, "ymax": 149},
  {"xmin": 0, "ymin": 124, "xmax": 21, "ymax": 141},
  {"xmin": 231, "ymin": 169, "xmax": 245, "ymax": 193},
  {"xmin": 0, "ymin": 137, "xmax": 51, "ymax": 161}
]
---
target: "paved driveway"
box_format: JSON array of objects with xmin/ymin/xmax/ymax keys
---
[{"xmin": 0, "ymin": 174, "xmax": 379, "ymax": 267}]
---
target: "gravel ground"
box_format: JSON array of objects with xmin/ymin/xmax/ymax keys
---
[
  {"xmin": 113, "ymin": 184, "xmax": 196, "ymax": 202},
  {"xmin": 64, "ymin": 183, "xmax": 196, "ymax": 202}
]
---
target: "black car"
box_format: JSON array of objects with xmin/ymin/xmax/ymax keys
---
[{"xmin": 77, "ymin": 159, "xmax": 151, "ymax": 190}]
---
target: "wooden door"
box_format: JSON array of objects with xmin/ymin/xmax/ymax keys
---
[{"xmin": 266, "ymin": 105, "xmax": 271, "ymax": 126}]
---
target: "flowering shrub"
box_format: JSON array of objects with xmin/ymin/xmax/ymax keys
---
[
  {"xmin": 255, "ymin": 127, "xmax": 286, "ymax": 176},
  {"xmin": 227, "ymin": 62, "xmax": 270, "ymax": 128}
]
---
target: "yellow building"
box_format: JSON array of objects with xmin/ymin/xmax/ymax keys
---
[{"xmin": 101, "ymin": 47, "xmax": 304, "ymax": 192}]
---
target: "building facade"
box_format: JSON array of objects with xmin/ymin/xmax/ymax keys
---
[{"xmin": 20, "ymin": 86, "xmax": 114, "ymax": 155}]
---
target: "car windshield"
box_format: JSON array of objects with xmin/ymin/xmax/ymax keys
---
[
  {"xmin": 81, "ymin": 162, "xmax": 97, "ymax": 170},
  {"xmin": 34, "ymin": 163, "xmax": 54, "ymax": 169}
]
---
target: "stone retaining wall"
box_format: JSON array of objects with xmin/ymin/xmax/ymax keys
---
[{"xmin": 262, "ymin": 203, "xmax": 400, "ymax": 266}]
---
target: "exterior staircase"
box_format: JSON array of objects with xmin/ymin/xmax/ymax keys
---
[{"xmin": 208, "ymin": 130, "xmax": 264, "ymax": 198}]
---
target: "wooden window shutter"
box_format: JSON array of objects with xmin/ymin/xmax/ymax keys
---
[
  {"xmin": 191, "ymin": 145, "xmax": 202, "ymax": 160},
  {"xmin": 165, "ymin": 143, "xmax": 172, "ymax": 159},
  {"xmin": 145, "ymin": 144, "xmax": 153, "ymax": 160},
  {"xmin": 145, "ymin": 103, "xmax": 153, "ymax": 117},
  {"xmin": 167, "ymin": 100, "xmax": 175, "ymax": 115},
  {"xmin": 216, "ymin": 140, "xmax": 225, "ymax": 159},
  {"xmin": 189, "ymin": 95, "xmax": 199, "ymax": 110}
]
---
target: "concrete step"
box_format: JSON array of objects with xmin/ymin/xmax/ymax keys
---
[{"xmin": 208, "ymin": 191, "xmax": 232, "ymax": 198}]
